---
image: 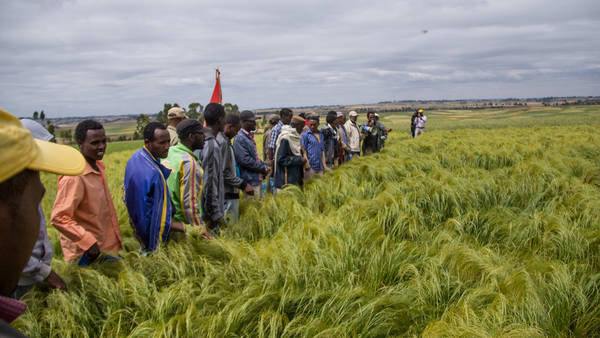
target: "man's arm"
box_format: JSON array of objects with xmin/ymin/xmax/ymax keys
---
[
  {"xmin": 179, "ymin": 155, "xmax": 203, "ymax": 227},
  {"xmin": 234, "ymin": 137, "xmax": 267, "ymax": 173},
  {"xmin": 51, "ymin": 176, "xmax": 97, "ymax": 260},
  {"xmin": 201, "ymin": 144, "xmax": 224, "ymax": 222},
  {"xmin": 222, "ymin": 145, "xmax": 246, "ymax": 189},
  {"xmin": 277, "ymin": 139, "xmax": 304, "ymax": 167}
]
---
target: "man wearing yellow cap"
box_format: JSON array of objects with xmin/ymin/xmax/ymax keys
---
[
  {"xmin": 0, "ymin": 109, "xmax": 85, "ymax": 336},
  {"xmin": 414, "ymin": 109, "xmax": 427, "ymax": 137},
  {"xmin": 167, "ymin": 107, "xmax": 187, "ymax": 146}
]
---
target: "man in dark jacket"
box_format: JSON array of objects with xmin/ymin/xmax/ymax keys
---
[
  {"xmin": 321, "ymin": 111, "xmax": 339, "ymax": 168},
  {"xmin": 234, "ymin": 110, "xmax": 270, "ymax": 197},
  {"xmin": 218, "ymin": 114, "xmax": 253, "ymax": 223},
  {"xmin": 200, "ymin": 103, "xmax": 226, "ymax": 233},
  {"xmin": 274, "ymin": 116, "xmax": 307, "ymax": 189}
]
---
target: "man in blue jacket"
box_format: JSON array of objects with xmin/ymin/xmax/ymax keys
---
[
  {"xmin": 124, "ymin": 122, "xmax": 184, "ymax": 253},
  {"xmin": 234, "ymin": 110, "xmax": 270, "ymax": 197}
]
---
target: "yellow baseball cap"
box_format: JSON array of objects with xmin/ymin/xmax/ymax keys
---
[
  {"xmin": 0, "ymin": 109, "xmax": 86, "ymax": 183},
  {"xmin": 167, "ymin": 107, "xmax": 187, "ymax": 119},
  {"xmin": 418, "ymin": 109, "xmax": 424, "ymax": 113}
]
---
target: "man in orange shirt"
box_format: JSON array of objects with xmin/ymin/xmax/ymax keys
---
[{"xmin": 51, "ymin": 120, "xmax": 122, "ymax": 263}]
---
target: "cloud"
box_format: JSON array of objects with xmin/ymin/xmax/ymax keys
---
[{"xmin": 0, "ymin": 0, "xmax": 599, "ymax": 117}]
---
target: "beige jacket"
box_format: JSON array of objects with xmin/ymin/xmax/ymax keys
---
[{"xmin": 344, "ymin": 119, "xmax": 361, "ymax": 152}]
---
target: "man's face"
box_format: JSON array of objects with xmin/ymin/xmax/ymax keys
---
[
  {"xmin": 79, "ymin": 128, "xmax": 107, "ymax": 162},
  {"xmin": 242, "ymin": 119, "xmax": 256, "ymax": 132},
  {"xmin": 0, "ymin": 171, "xmax": 44, "ymax": 296},
  {"xmin": 145, "ymin": 128, "xmax": 171, "ymax": 159},
  {"xmin": 281, "ymin": 114, "xmax": 292, "ymax": 125},
  {"xmin": 350, "ymin": 115, "xmax": 357, "ymax": 122},
  {"xmin": 368, "ymin": 113, "xmax": 376, "ymax": 121},
  {"xmin": 292, "ymin": 120, "xmax": 305, "ymax": 134},
  {"xmin": 224, "ymin": 123, "xmax": 241, "ymax": 139},
  {"xmin": 169, "ymin": 117, "xmax": 184, "ymax": 126},
  {"xmin": 309, "ymin": 119, "xmax": 320, "ymax": 133},
  {"xmin": 270, "ymin": 118, "xmax": 280, "ymax": 127}
]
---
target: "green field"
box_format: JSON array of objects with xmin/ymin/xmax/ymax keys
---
[{"xmin": 14, "ymin": 106, "xmax": 600, "ymax": 336}]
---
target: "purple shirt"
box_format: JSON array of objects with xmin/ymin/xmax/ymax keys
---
[
  {"xmin": 18, "ymin": 205, "xmax": 53, "ymax": 286},
  {"xmin": 0, "ymin": 296, "xmax": 26, "ymax": 323}
]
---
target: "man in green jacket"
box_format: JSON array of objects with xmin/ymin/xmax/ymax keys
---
[{"xmin": 162, "ymin": 119, "xmax": 212, "ymax": 239}]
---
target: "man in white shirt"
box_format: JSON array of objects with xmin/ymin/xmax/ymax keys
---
[{"xmin": 415, "ymin": 109, "xmax": 427, "ymax": 137}]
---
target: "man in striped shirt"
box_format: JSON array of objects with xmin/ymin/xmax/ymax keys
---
[
  {"xmin": 162, "ymin": 120, "xmax": 213, "ymax": 239},
  {"xmin": 301, "ymin": 115, "xmax": 328, "ymax": 180}
]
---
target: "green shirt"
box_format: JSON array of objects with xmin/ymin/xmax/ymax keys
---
[{"xmin": 161, "ymin": 143, "xmax": 203, "ymax": 227}]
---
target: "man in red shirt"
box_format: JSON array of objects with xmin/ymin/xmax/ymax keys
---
[{"xmin": 51, "ymin": 120, "xmax": 122, "ymax": 263}]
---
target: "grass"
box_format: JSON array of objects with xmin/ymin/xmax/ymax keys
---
[{"xmin": 13, "ymin": 106, "xmax": 600, "ymax": 337}]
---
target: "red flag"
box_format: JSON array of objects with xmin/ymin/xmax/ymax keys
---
[{"xmin": 209, "ymin": 69, "xmax": 222, "ymax": 104}]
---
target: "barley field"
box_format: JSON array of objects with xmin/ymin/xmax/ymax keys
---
[{"xmin": 14, "ymin": 106, "xmax": 600, "ymax": 337}]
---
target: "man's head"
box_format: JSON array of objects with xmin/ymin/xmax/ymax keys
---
[
  {"xmin": 336, "ymin": 111, "xmax": 346, "ymax": 125},
  {"xmin": 204, "ymin": 103, "xmax": 226, "ymax": 132},
  {"xmin": 326, "ymin": 111, "xmax": 337, "ymax": 126},
  {"xmin": 0, "ymin": 110, "xmax": 85, "ymax": 296},
  {"xmin": 375, "ymin": 113, "xmax": 380, "ymax": 120},
  {"xmin": 349, "ymin": 111, "xmax": 358, "ymax": 122},
  {"xmin": 224, "ymin": 114, "xmax": 241, "ymax": 139},
  {"xmin": 291, "ymin": 116, "xmax": 305, "ymax": 134},
  {"xmin": 75, "ymin": 120, "xmax": 106, "ymax": 163},
  {"xmin": 367, "ymin": 112, "xmax": 376, "ymax": 121},
  {"xmin": 280, "ymin": 108, "xmax": 293, "ymax": 125},
  {"xmin": 144, "ymin": 122, "xmax": 170, "ymax": 159},
  {"xmin": 418, "ymin": 108, "xmax": 424, "ymax": 116},
  {"xmin": 167, "ymin": 107, "xmax": 187, "ymax": 127},
  {"xmin": 308, "ymin": 115, "xmax": 320, "ymax": 133},
  {"xmin": 268, "ymin": 114, "xmax": 280, "ymax": 126},
  {"xmin": 240, "ymin": 110, "xmax": 259, "ymax": 132},
  {"xmin": 177, "ymin": 119, "xmax": 205, "ymax": 151}
]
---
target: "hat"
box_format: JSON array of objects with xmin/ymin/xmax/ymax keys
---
[
  {"xmin": 240, "ymin": 110, "xmax": 259, "ymax": 121},
  {"xmin": 20, "ymin": 119, "xmax": 54, "ymax": 142},
  {"xmin": 375, "ymin": 113, "xmax": 380, "ymax": 117},
  {"xmin": 418, "ymin": 109, "xmax": 424, "ymax": 113},
  {"xmin": 1, "ymin": 110, "xmax": 85, "ymax": 183},
  {"xmin": 349, "ymin": 111, "xmax": 358, "ymax": 117},
  {"xmin": 336, "ymin": 111, "xmax": 344, "ymax": 118},
  {"xmin": 268, "ymin": 114, "xmax": 279, "ymax": 123},
  {"xmin": 167, "ymin": 107, "xmax": 187, "ymax": 119},
  {"xmin": 291, "ymin": 116, "xmax": 305, "ymax": 124},
  {"xmin": 176, "ymin": 119, "xmax": 204, "ymax": 138}
]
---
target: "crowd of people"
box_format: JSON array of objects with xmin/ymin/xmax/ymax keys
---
[{"xmin": 0, "ymin": 104, "xmax": 428, "ymax": 335}]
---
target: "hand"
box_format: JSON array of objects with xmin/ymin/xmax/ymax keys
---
[
  {"xmin": 44, "ymin": 270, "xmax": 67, "ymax": 291},
  {"xmin": 265, "ymin": 167, "xmax": 272, "ymax": 176},
  {"xmin": 171, "ymin": 221, "xmax": 185, "ymax": 233},
  {"xmin": 244, "ymin": 185, "xmax": 255, "ymax": 195},
  {"xmin": 84, "ymin": 242, "xmax": 101, "ymax": 262},
  {"xmin": 324, "ymin": 166, "xmax": 331, "ymax": 172}
]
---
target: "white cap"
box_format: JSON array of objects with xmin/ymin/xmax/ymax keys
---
[{"xmin": 348, "ymin": 111, "xmax": 358, "ymax": 117}]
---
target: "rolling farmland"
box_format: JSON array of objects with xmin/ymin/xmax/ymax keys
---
[{"xmin": 14, "ymin": 106, "xmax": 600, "ymax": 337}]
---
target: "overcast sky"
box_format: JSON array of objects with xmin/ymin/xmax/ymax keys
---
[{"xmin": 1, "ymin": 0, "xmax": 599, "ymax": 117}]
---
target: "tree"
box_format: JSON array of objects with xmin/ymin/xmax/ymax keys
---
[
  {"xmin": 46, "ymin": 120, "xmax": 55, "ymax": 137},
  {"xmin": 39, "ymin": 110, "xmax": 45, "ymax": 121},
  {"xmin": 187, "ymin": 103, "xmax": 203, "ymax": 121},
  {"xmin": 134, "ymin": 114, "xmax": 150, "ymax": 140},
  {"xmin": 59, "ymin": 129, "xmax": 73, "ymax": 142},
  {"xmin": 224, "ymin": 103, "xmax": 239, "ymax": 114},
  {"xmin": 157, "ymin": 103, "xmax": 180, "ymax": 125},
  {"xmin": 33, "ymin": 111, "xmax": 39, "ymax": 120}
]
